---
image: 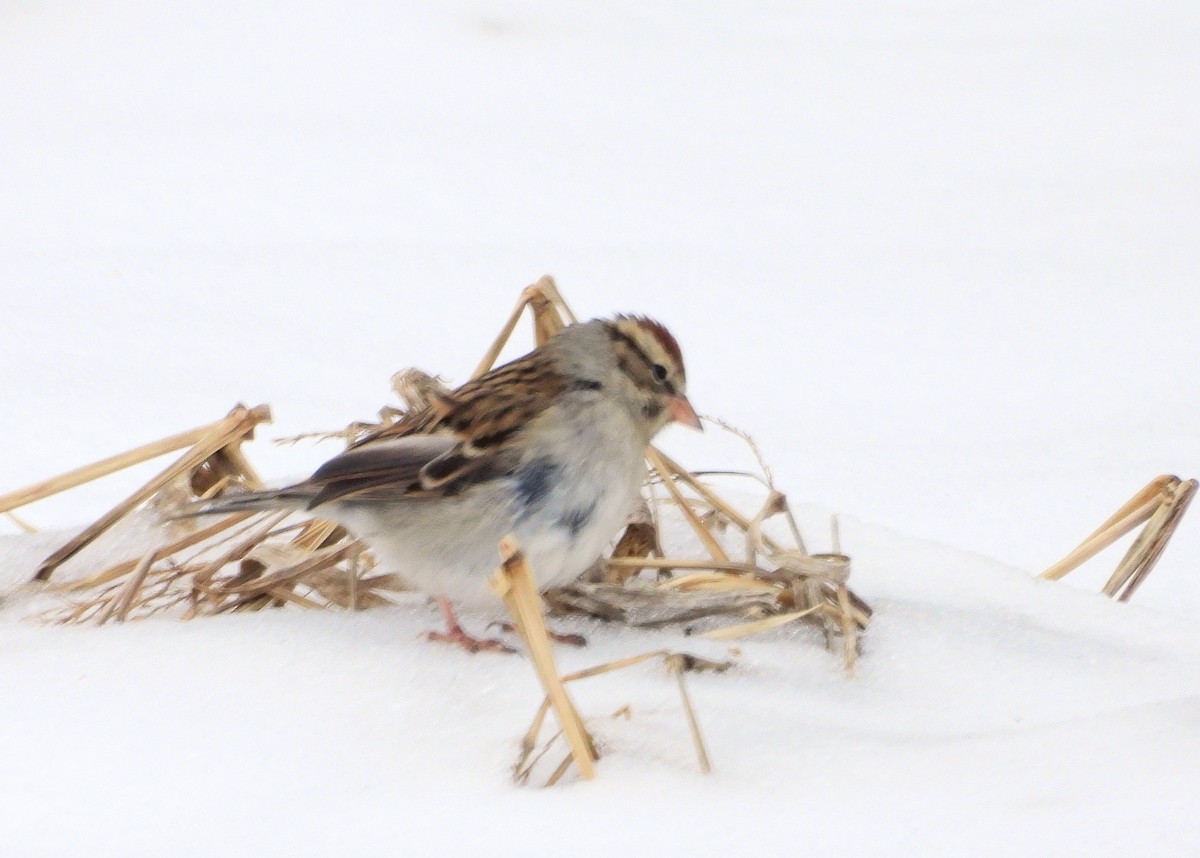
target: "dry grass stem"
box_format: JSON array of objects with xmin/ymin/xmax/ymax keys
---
[
  {"xmin": 700, "ymin": 606, "xmax": 825, "ymax": 641},
  {"xmin": 1038, "ymin": 475, "xmax": 1195, "ymax": 602},
  {"xmin": 703, "ymin": 415, "xmax": 777, "ymax": 490},
  {"xmin": 1109, "ymin": 478, "xmax": 1196, "ymax": 601},
  {"xmin": 515, "ymin": 645, "xmax": 728, "ymax": 781},
  {"xmin": 544, "ymin": 754, "xmax": 576, "ymax": 788},
  {"xmin": 63, "ymin": 512, "xmax": 257, "ymax": 592},
  {"xmin": 609, "ymin": 557, "xmax": 761, "ymax": 574},
  {"xmin": 491, "ymin": 537, "xmax": 597, "ymax": 782},
  {"xmin": 513, "ymin": 698, "xmax": 554, "ymax": 782},
  {"xmin": 645, "ymin": 447, "xmax": 731, "ymax": 563},
  {"xmin": 649, "ymin": 448, "xmax": 787, "ymax": 554},
  {"xmin": 836, "ymin": 585, "xmax": 859, "ymax": 672},
  {"xmin": 33, "ymin": 404, "xmax": 272, "ymax": 582},
  {"xmin": 668, "ymin": 660, "xmax": 712, "ymax": 774},
  {"xmin": 4, "ymin": 511, "xmax": 39, "ymax": 533},
  {"xmin": 561, "ymin": 649, "xmax": 673, "ymax": 683},
  {"xmin": 658, "ymin": 572, "xmax": 780, "ymax": 593},
  {"xmin": 101, "ymin": 549, "xmax": 158, "ymax": 625},
  {"xmin": 472, "ymin": 276, "xmax": 571, "ymax": 379},
  {"xmin": 189, "ymin": 512, "xmax": 292, "ymax": 589},
  {"xmin": 1039, "ymin": 476, "xmax": 1169, "ymax": 582},
  {"xmin": 0, "ymin": 411, "xmax": 261, "ymax": 516}
]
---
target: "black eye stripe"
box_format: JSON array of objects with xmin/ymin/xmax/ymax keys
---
[
  {"xmin": 608, "ymin": 325, "xmax": 667, "ymax": 386},
  {"xmin": 606, "ymin": 325, "xmax": 643, "ymax": 357}
]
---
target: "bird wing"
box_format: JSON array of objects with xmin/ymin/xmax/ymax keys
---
[
  {"xmin": 304, "ymin": 435, "xmax": 460, "ymax": 507},
  {"xmin": 306, "ymin": 354, "xmax": 568, "ymax": 508}
]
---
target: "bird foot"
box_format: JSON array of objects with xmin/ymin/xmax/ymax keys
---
[
  {"xmin": 426, "ymin": 624, "xmax": 516, "ymax": 654},
  {"xmin": 491, "ymin": 621, "xmax": 588, "ymax": 647},
  {"xmin": 425, "ymin": 597, "xmax": 584, "ymax": 653},
  {"xmin": 427, "ymin": 596, "xmax": 516, "ymax": 654},
  {"xmin": 548, "ymin": 629, "xmax": 587, "ymax": 647}
]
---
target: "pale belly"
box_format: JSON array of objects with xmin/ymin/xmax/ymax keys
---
[{"xmin": 330, "ymin": 443, "xmax": 644, "ymax": 611}]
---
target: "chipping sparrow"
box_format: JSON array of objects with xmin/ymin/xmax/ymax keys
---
[{"xmin": 188, "ymin": 316, "xmax": 699, "ymax": 649}]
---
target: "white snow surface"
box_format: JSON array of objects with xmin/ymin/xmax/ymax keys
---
[{"xmin": 3, "ymin": 1, "xmax": 1199, "ymax": 855}]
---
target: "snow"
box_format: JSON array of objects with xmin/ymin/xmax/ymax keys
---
[
  {"xmin": 5, "ymin": 514, "xmax": 1199, "ymax": 855},
  {"xmin": 2, "ymin": 1, "xmax": 1199, "ymax": 854}
]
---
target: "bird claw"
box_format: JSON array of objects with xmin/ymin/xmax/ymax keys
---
[
  {"xmin": 426, "ymin": 596, "xmax": 583, "ymax": 653},
  {"xmin": 426, "ymin": 625, "xmax": 516, "ymax": 654},
  {"xmin": 547, "ymin": 629, "xmax": 587, "ymax": 647},
  {"xmin": 488, "ymin": 621, "xmax": 588, "ymax": 647}
]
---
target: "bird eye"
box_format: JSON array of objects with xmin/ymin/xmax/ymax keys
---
[{"xmin": 651, "ymin": 363, "xmax": 668, "ymax": 383}]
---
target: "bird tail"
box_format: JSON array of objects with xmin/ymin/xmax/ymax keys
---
[{"xmin": 171, "ymin": 487, "xmax": 316, "ymax": 519}]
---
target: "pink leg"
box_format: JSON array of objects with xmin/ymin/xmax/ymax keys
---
[
  {"xmin": 491, "ymin": 621, "xmax": 587, "ymax": 647},
  {"xmin": 425, "ymin": 597, "xmax": 516, "ymax": 654}
]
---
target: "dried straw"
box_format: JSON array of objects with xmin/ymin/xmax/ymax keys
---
[
  {"xmin": 18, "ymin": 277, "xmax": 873, "ymax": 653},
  {"xmin": 491, "ymin": 536, "xmax": 597, "ymax": 781},
  {"xmin": 0, "ymin": 410, "xmax": 259, "ymax": 515},
  {"xmin": 1038, "ymin": 475, "xmax": 1196, "ymax": 602},
  {"xmin": 32, "ymin": 404, "xmax": 271, "ymax": 582}
]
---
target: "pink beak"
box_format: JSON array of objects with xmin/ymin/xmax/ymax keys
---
[{"xmin": 668, "ymin": 395, "xmax": 703, "ymax": 431}]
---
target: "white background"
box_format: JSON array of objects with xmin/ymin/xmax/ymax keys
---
[{"xmin": 2, "ymin": 2, "xmax": 1198, "ymax": 854}]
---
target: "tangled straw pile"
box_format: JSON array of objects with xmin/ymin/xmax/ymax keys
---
[
  {"xmin": 4, "ymin": 276, "xmax": 1194, "ymax": 784},
  {"xmin": 3, "ymin": 277, "xmax": 870, "ymax": 658},
  {"xmin": 0, "ymin": 277, "xmax": 883, "ymax": 783}
]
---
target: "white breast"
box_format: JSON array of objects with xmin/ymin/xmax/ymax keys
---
[{"xmin": 328, "ymin": 396, "xmax": 646, "ymax": 611}]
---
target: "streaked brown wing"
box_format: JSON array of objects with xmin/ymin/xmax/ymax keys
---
[
  {"xmin": 312, "ymin": 350, "xmax": 569, "ymax": 508},
  {"xmin": 348, "ymin": 350, "xmax": 568, "ymax": 457},
  {"xmin": 305, "ymin": 435, "xmax": 457, "ymax": 508}
]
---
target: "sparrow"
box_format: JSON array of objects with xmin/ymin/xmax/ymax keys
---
[{"xmin": 185, "ymin": 315, "xmax": 699, "ymax": 650}]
